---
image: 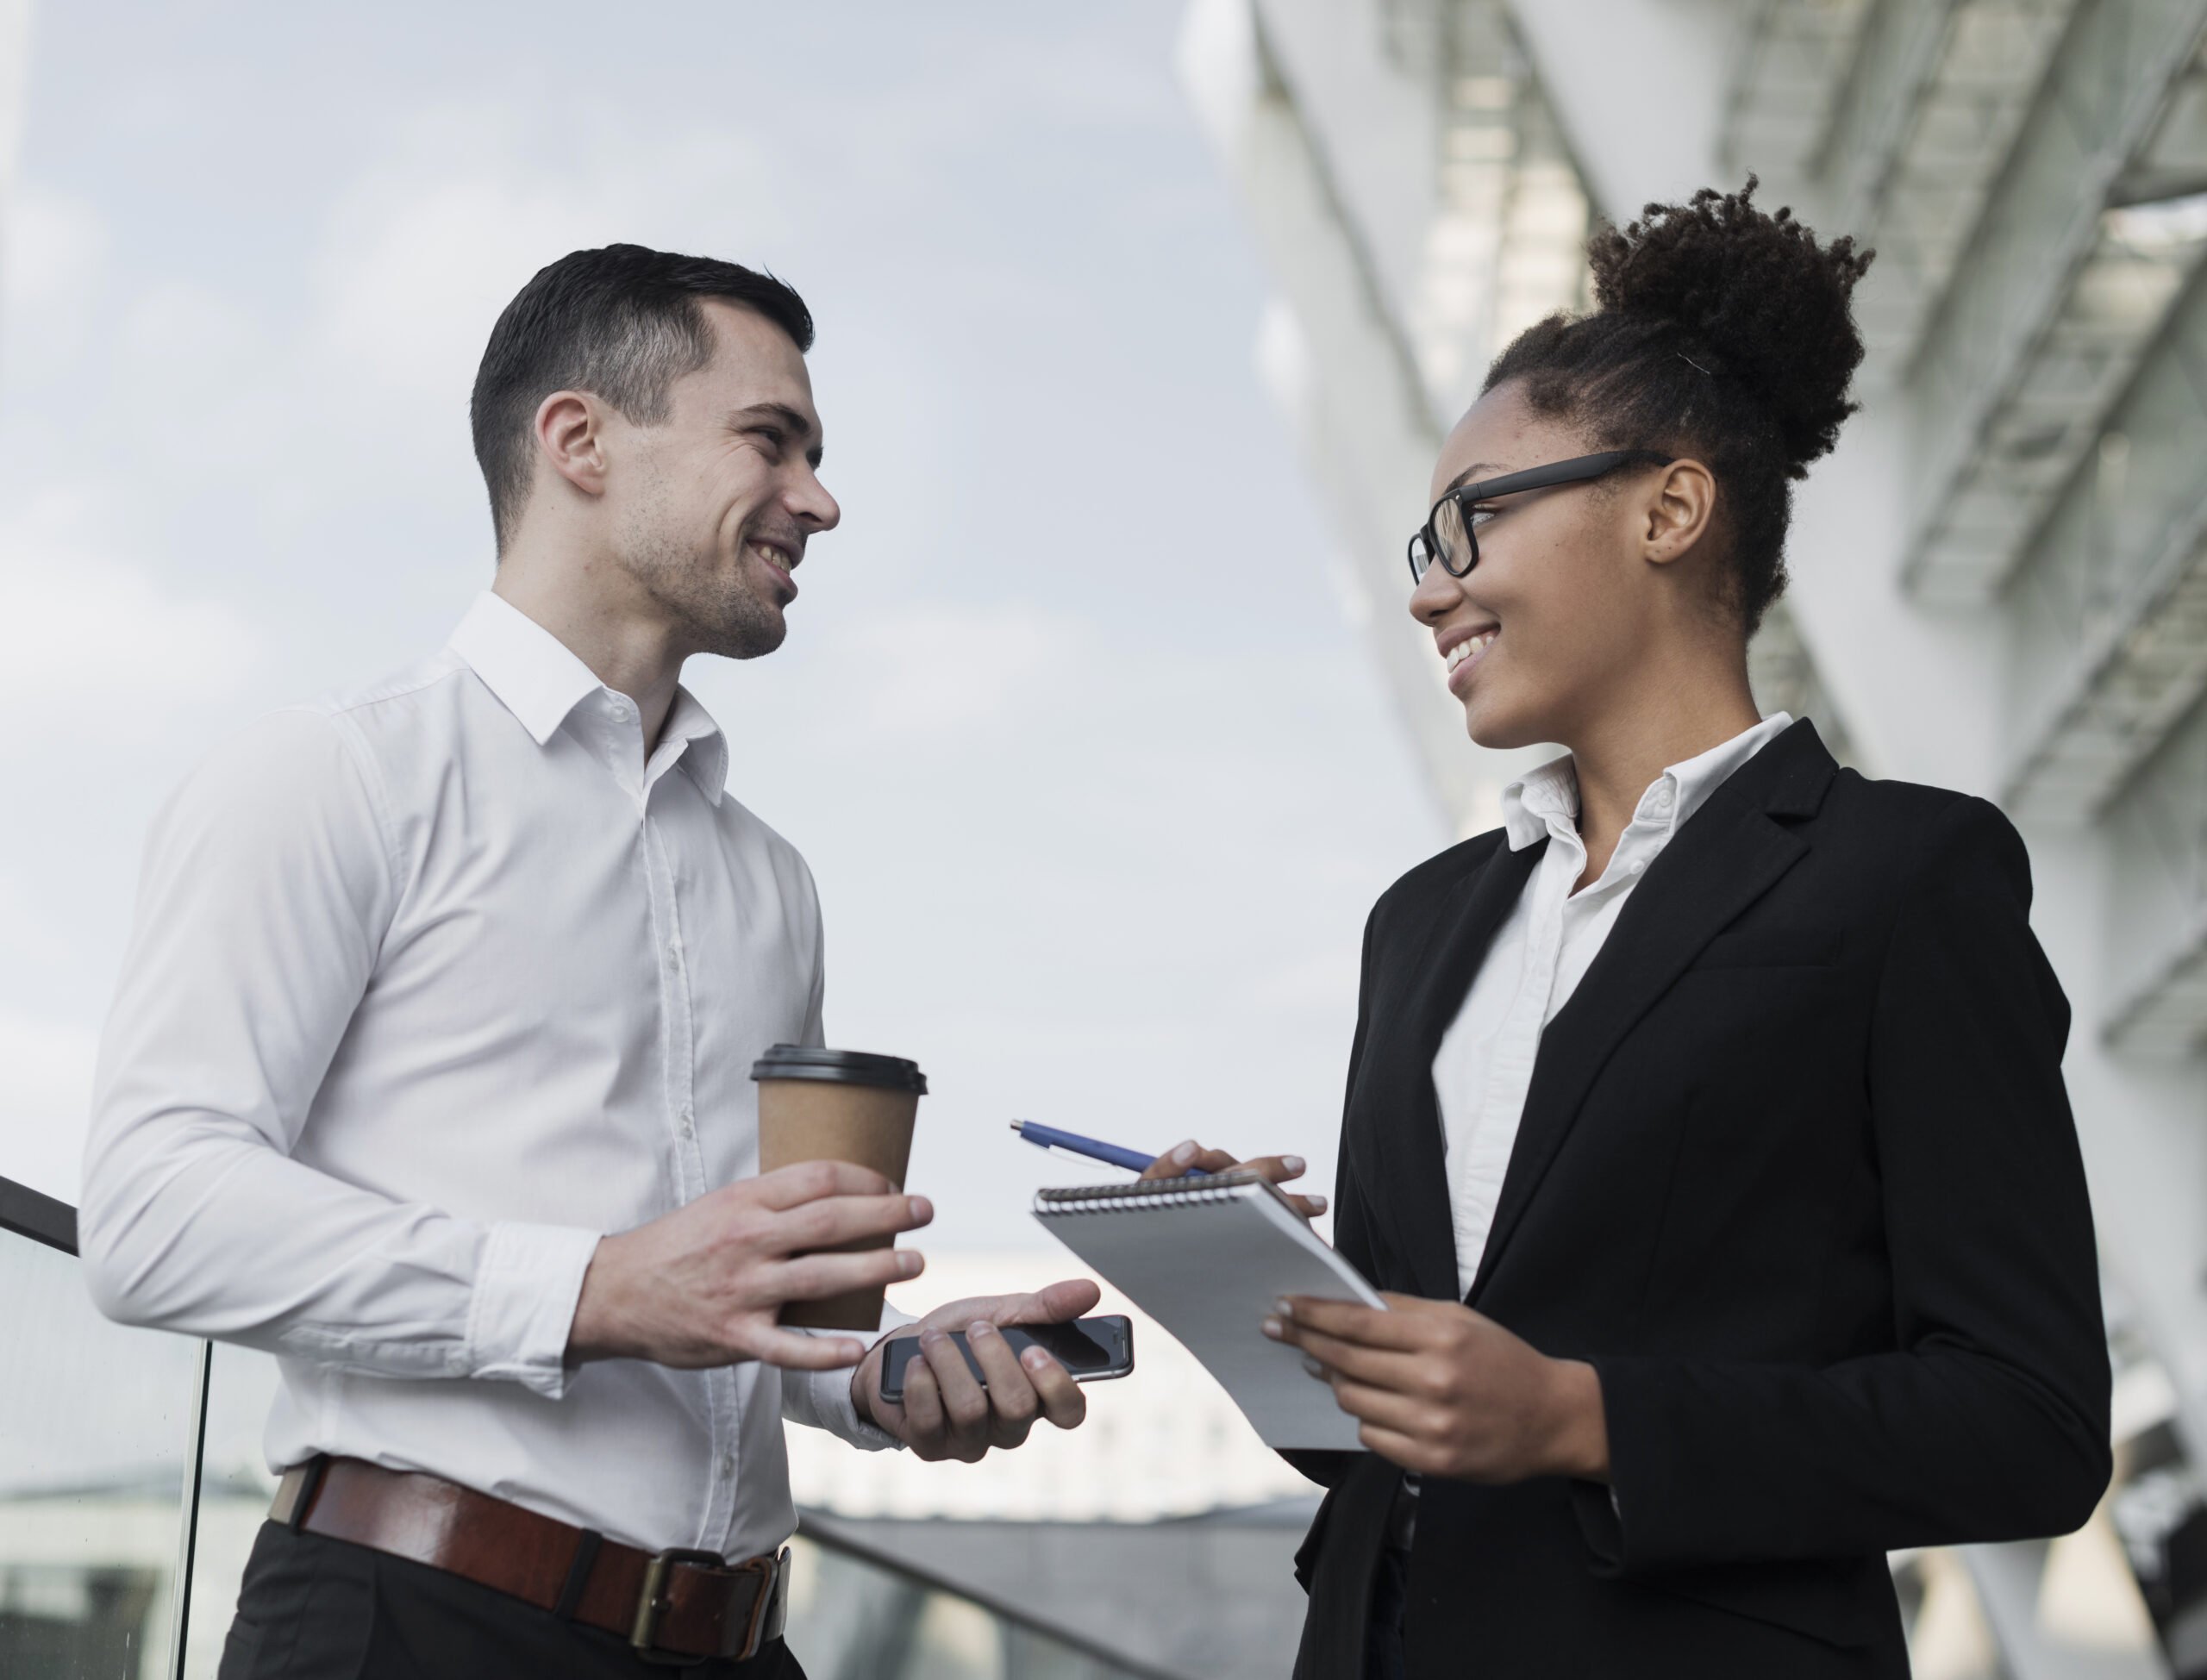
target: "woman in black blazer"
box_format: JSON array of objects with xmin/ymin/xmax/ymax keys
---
[{"xmin": 1154, "ymin": 182, "xmax": 2110, "ymax": 1677}]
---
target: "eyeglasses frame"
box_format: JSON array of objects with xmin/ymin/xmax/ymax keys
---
[{"xmin": 1407, "ymin": 449, "xmax": 1676, "ymax": 584}]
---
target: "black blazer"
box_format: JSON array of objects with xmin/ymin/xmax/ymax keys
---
[{"xmin": 1290, "ymin": 719, "xmax": 2110, "ymax": 1679}]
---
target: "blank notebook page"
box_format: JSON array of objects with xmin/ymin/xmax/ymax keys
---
[{"xmin": 1032, "ymin": 1172, "xmax": 1385, "ymax": 1450}]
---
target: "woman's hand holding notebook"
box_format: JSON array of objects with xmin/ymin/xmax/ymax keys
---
[{"xmin": 1031, "ymin": 1171, "xmax": 1384, "ymax": 1450}]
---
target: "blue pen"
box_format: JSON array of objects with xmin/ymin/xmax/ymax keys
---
[{"xmin": 1009, "ymin": 1120, "xmax": 1176, "ymax": 1176}]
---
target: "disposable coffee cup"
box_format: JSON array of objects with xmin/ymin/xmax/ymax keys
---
[{"xmin": 752, "ymin": 1044, "xmax": 928, "ymax": 1331}]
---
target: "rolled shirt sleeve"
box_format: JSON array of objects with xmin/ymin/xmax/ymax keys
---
[
  {"xmin": 778, "ymin": 1312, "xmax": 917, "ymax": 1452},
  {"xmin": 80, "ymin": 708, "xmax": 603, "ymax": 1398}
]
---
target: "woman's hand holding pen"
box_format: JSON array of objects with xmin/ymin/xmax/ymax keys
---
[
  {"xmin": 1137, "ymin": 1139, "xmax": 1329, "ymax": 1220},
  {"xmin": 1263, "ymin": 1294, "xmax": 1610, "ymax": 1484}
]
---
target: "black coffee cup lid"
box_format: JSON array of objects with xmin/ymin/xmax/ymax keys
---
[{"xmin": 751, "ymin": 1044, "xmax": 928, "ymax": 1095}]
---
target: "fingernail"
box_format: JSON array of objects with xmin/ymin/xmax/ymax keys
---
[
  {"xmin": 1021, "ymin": 1346, "xmax": 1052, "ymax": 1371},
  {"xmin": 1171, "ymin": 1141, "xmax": 1197, "ymax": 1165},
  {"xmin": 1261, "ymin": 1316, "xmax": 1283, "ymax": 1340},
  {"xmin": 1284, "ymin": 1156, "xmax": 1305, "ymax": 1174},
  {"xmin": 1310, "ymin": 1196, "xmax": 1329, "ymax": 1214},
  {"xmin": 1273, "ymin": 1298, "xmax": 1293, "ymax": 1320},
  {"xmin": 967, "ymin": 1320, "xmax": 997, "ymax": 1340},
  {"xmin": 920, "ymin": 1325, "xmax": 945, "ymax": 1346},
  {"xmin": 897, "ymin": 1251, "xmax": 923, "ymax": 1277},
  {"xmin": 1302, "ymin": 1356, "xmax": 1326, "ymax": 1379},
  {"xmin": 908, "ymin": 1196, "xmax": 933, "ymax": 1222}
]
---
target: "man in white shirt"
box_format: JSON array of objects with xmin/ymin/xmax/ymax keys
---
[{"xmin": 81, "ymin": 244, "xmax": 1098, "ymax": 1679}]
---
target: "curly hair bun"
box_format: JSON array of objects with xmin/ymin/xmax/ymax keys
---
[{"xmin": 1589, "ymin": 177, "xmax": 1873, "ymax": 478}]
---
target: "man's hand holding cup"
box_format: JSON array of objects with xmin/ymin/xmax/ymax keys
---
[{"xmin": 566, "ymin": 1160, "xmax": 933, "ymax": 1371}]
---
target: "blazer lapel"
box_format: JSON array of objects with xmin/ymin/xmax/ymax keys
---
[
  {"xmin": 1366, "ymin": 836, "xmax": 1544, "ymax": 1302},
  {"xmin": 1466, "ymin": 721, "xmax": 1837, "ymax": 1303}
]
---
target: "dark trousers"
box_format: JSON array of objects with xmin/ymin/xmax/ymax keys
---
[{"xmin": 217, "ymin": 1521, "xmax": 807, "ymax": 1680}]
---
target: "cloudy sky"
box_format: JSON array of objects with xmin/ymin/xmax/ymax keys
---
[{"xmin": 0, "ymin": 1, "xmax": 1443, "ymax": 1252}]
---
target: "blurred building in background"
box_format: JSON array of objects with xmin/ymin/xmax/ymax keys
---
[{"xmin": 1179, "ymin": 0, "xmax": 2207, "ymax": 1676}]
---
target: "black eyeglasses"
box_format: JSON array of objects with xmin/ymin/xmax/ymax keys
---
[{"xmin": 1407, "ymin": 450, "xmax": 1674, "ymax": 584}]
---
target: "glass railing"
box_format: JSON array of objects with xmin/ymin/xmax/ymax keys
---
[
  {"xmin": 0, "ymin": 1178, "xmax": 1157, "ymax": 1680},
  {"xmin": 0, "ymin": 1183, "xmax": 205, "ymax": 1680}
]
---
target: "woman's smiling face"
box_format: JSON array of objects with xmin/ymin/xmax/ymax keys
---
[{"xmin": 1410, "ymin": 380, "xmax": 1680, "ymax": 753}]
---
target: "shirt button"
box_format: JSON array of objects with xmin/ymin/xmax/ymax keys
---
[
  {"xmin": 718, "ymin": 1453, "xmax": 735, "ymax": 1478},
  {"xmin": 608, "ymin": 698, "xmax": 634, "ymax": 723},
  {"xmin": 1631, "ymin": 859, "xmax": 1647, "ymax": 875}
]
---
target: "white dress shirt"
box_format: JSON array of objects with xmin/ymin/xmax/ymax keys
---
[
  {"xmin": 83, "ymin": 590, "xmax": 900, "ymax": 1562},
  {"xmin": 1433, "ymin": 715, "xmax": 1793, "ymax": 1299}
]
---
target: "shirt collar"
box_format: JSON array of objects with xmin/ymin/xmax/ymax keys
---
[
  {"xmin": 1502, "ymin": 754, "xmax": 1580, "ymax": 850},
  {"xmin": 1499, "ymin": 712, "xmax": 1794, "ymax": 852},
  {"xmin": 1660, "ymin": 711, "xmax": 1792, "ymax": 833},
  {"xmin": 663, "ymin": 686, "xmax": 730, "ymax": 805},
  {"xmin": 448, "ymin": 592, "xmax": 606, "ymax": 746},
  {"xmin": 447, "ymin": 591, "xmax": 730, "ymax": 805}
]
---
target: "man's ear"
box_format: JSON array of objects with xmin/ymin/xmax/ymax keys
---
[
  {"xmin": 1641, "ymin": 459, "xmax": 1717, "ymax": 567},
  {"xmin": 533, "ymin": 390, "xmax": 609, "ymax": 498}
]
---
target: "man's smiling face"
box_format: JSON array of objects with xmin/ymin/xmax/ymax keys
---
[{"xmin": 603, "ymin": 298, "xmax": 841, "ymax": 661}]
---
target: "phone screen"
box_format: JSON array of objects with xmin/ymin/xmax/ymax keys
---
[{"xmin": 878, "ymin": 1315, "xmax": 1133, "ymax": 1402}]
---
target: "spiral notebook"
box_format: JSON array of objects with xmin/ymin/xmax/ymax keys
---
[{"xmin": 1032, "ymin": 1171, "xmax": 1385, "ymax": 1450}]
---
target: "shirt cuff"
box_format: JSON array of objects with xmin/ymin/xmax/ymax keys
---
[
  {"xmin": 782, "ymin": 1305, "xmax": 917, "ymax": 1452},
  {"xmin": 466, "ymin": 1221, "xmax": 603, "ymax": 1399}
]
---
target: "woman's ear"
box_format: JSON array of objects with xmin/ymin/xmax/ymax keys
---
[{"xmin": 1641, "ymin": 459, "xmax": 1717, "ymax": 567}]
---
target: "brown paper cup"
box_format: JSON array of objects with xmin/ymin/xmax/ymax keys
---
[{"xmin": 752, "ymin": 1046, "xmax": 927, "ymax": 1331}]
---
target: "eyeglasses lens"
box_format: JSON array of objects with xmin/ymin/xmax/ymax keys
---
[{"xmin": 1432, "ymin": 497, "xmax": 1472, "ymax": 577}]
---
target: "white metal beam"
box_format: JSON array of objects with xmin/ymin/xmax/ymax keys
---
[
  {"xmin": 1961, "ymin": 1535, "xmax": 2168, "ymax": 1678},
  {"xmin": 2102, "ymin": 691, "xmax": 2207, "ymax": 1053},
  {"xmin": 2003, "ymin": 273, "xmax": 2207, "ymax": 821},
  {"xmin": 1904, "ymin": 6, "xmax": 2207, "ymax": 601},
  {"xmin": 1718, "ymin": 0, "xmax": 1879, "ymax": 179},
  {"xmin": 1822, "ymin": 0, "xmax": 2075, "ymax": 365},
  {"xmin": 1179, "ymin": 0, "xmax": 1522, "ymax": 834}
]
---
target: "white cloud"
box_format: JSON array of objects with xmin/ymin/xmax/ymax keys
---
[
  {"xmin": 311, "ymin": 104, "xmax": 787, "ymax": 406},
  {"xmin": 2, "ymin": 187, "xmax": 106, "ymax": 312},
  {"xmin": 825, "ymin": 606, "xmax": 1072, "ymax": 741},
  {"xmin": 0, "ymin": 489, "xmax": 259, "ymax": 737},
  {"xmin": 0, "ymin": 189, "xmax": 109, "ymax": 383},
  {"xmin": 0, "ymin": 1006, "xmax": 98, "ymax": 1203},
  {"xmin": 118, "ymin": 278, "xmax": 266, "ymax": 376}
]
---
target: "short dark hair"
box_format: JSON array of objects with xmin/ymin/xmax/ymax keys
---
[
  {"xmin": 1482, "ymin": 178, "xmax": 1872, "ymax": 636},
  {"xmin": 469, "ymin": 244, "xmax": 816, "ymax": 550}
]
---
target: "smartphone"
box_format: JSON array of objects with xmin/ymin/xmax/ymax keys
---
[{"xmin": 877, "ymin": 1315, "xmax": 1134, "ymax": 1403}]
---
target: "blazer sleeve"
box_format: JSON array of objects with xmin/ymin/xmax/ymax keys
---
[
  {"xmin": 1578, "ymin": 796, "xmax": 2111, "ymax": 1572},
  {"xmin": 1281, "ymin": 900, "xmax": 1386, "ymax": 1492}
]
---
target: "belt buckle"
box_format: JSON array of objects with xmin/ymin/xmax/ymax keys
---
[
  {"xmin": 630, "ymin": 1548, "xmax": 778, "ymax": 1665},
  {"xmin": 630, "ymin": 1547, "xmax": 725, "ymax": 1665}
]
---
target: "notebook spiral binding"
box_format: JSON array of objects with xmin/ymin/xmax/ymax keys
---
[{"xmin": 1033, "ymin": 1171, "xmax": 1262, "ymax": 1216}]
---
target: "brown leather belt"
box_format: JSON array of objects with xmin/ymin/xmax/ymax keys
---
[{"xmin": 271, "ymin": 1457, "xmax": 788, "ymax": 1664}]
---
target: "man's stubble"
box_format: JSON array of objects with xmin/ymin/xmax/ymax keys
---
[{"xmin": 613, "ymin": 461, "xmax": 788, "ymax": 663}]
